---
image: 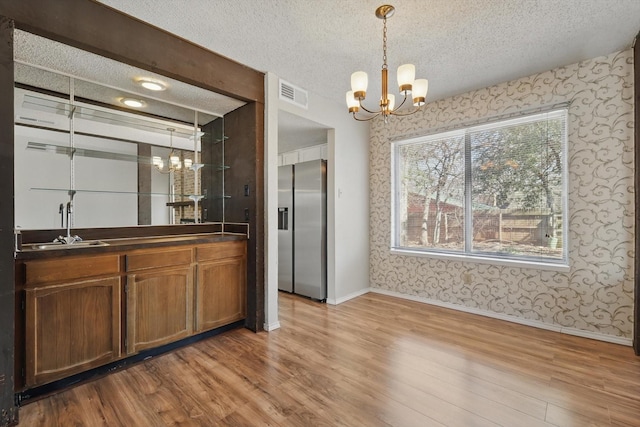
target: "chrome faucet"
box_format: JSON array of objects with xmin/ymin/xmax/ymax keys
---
[{"xmin": 55, "ymin": 201, "xmax": 82, "ymax": 244}]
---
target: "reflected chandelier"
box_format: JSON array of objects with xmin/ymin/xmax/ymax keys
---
[
  {"xmin": 346, "ymin": 4, "xmax": 428, "ymax": 122},
  {"xmin": 152, "ymin": 128, "xmax": 192, "ymax": 173}
]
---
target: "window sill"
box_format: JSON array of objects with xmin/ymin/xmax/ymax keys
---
[{"xmin": 390, "ymin": 248, "xmax": 570, "ymax": 273}]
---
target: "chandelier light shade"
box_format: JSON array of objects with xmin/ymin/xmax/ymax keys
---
[
  {"xmin": 412, "ymin": 79, "xmax": 428, "ymax": 106},
  {"xmin": 397, "ymin": 64, "xmax": 415, "ymax": 93},
  {"xmin": 346, "ymin": 91, "xmax": 360, "ymax": 112},
  {"xmin": 346, "ymin": 4, "xmax": 428, "ymax": 122},
  {"xmin": 351, "ymin": 71, "xmax": 368, "ymax": 99}
]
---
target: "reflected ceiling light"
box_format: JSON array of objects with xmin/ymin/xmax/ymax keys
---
[
  {"xmin": 120, "ymin": 98, "xmax": 146, "ymax": 108},
  {"xmin": 136, "ymin": 78, "xmax": 167, "ymax": 91},
  {"xmin": 346, "ymin": 4, "xmax": 428, "ymax": 122}
]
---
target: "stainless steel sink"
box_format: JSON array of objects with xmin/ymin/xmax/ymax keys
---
[{"xmin": 31, "ymin": 240, "xmax": 110, "ymax": 250}]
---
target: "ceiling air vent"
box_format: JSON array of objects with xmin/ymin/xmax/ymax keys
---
[{"xmin": 279, "ymin": 79, "xmax": 308, "ymax": 109}]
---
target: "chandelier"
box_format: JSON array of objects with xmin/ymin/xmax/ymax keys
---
[
  {"xmin": 152, "ymin": 127, "xmax": 192, "ymax": 173},
  {"xmin": 346, "ymin": 4, "xmax": 428, "ymax": 122}
]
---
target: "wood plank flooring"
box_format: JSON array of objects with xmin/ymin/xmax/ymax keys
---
[{"xmin": 19, "ymin": 292, "xmax": 640, "ymax": 426}]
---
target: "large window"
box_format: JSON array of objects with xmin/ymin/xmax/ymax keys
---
[{"xmin": 392, "ymin": 109, "xmax": 568, "ymax": 265}]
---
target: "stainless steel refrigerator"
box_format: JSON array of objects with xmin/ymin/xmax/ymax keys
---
[{"xmin": 278, "ymin": 159, "xmax": 327, "ymax": 301}]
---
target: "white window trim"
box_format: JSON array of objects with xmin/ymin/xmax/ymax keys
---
[{"xmin": 390, "ymin": 108, "xmax": 569, "ymax": 270}]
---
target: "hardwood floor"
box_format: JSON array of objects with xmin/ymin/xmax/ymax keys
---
[{"xmin": 19, "ymin": 292, "xmax": 640, "ymax": 426}]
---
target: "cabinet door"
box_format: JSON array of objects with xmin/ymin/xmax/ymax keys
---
[
  {"xmin": 126, "ymin": 266, "xmax": 194, "ymax": 354},
  {"xmin": 25, "ymin": 277, "xmax": 121, "ymax": 387},
  {"xmin": 195, "ymin": 256, "xmax": 246, "ymax": 332}
]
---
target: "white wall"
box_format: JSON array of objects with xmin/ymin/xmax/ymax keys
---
[
  {"xmin": 264, "ymin": 73, "xmax": 280, "ymax": 330},
  {"xmin": 264, "ymin": 73, "xmax": 370, "ymax": 320}
]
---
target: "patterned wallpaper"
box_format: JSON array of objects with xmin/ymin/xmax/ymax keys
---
[{"xmin": 369, "ymin": 49, "xmax": 635, "ymax": 339}]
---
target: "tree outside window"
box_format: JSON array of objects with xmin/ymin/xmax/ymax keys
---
[{"xmin": 393, "ymin": 109, "xmax": 567, "ymax": 264}]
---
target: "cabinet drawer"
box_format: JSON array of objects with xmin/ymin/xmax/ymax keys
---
[
  {"xmin": 126, "ymin": 247, "xmax": 193, "ymax": 272},
  {"xmin": 197, "ymin": 241, "xmax": 246, "ymax": 262},
  {"xmin": 24, "ymin": 255, "xmax": 121, "ymax": 286}
]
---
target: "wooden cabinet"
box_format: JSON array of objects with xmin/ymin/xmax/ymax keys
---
[
  {"xmin": 195, "ymin": 241, "xmax": 246, "ymax": 332},
  {"xmin": 125, "ymin": 248, "xmax": 194, "ymax": 354},
  {"xmin": 17, "ymin": 238, "xmax": 247, "ymax": 389},
  {"xmin": 23, "ymin": 255, "xmax": 121, "ymax": 387}
]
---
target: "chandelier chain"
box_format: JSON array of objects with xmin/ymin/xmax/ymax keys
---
[{"xmin": 382, "ymin": 17, "xmax": 388, "ymax": 69}]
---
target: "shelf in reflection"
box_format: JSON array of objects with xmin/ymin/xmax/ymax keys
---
[
  {"xmin": 30, "ymin": 187, "xmax": 206, "ymax": 199},
  {"xmin": 27, "ymin": 142, "xmax": 224, "ymax": 170},
  {"xmin": 22, "ymin": 94, "xmax": 201, "ymax": 139},
  {"xmin": 27, "ymin": 141, "xmax": 141, "ymax": 162}
]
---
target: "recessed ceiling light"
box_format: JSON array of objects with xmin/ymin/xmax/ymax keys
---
[
  {"xmin": 136, "ymin": 78, "xmax": 166, "ymax": 91},
  {"xmin": 120, "ymin": 98, "xmax": 146, "ymax": 108}
]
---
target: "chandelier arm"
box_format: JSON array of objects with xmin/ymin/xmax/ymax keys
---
[
  {"xmin": 390, "ymin": 106, "xmax": 423, "ymax": 117},
  {"xmin": 352, "ymin": 111, "xmax": 381, "ymax": 122},
  {"xmin": 358, "ymin": 99, "xmax": 382, "ymax": 114},
  {"xmin": 391, "ymin": 92, "xmax": 409, "ymax": 113},
  {"xmin": 155, "ymin": 169, "xmax": 172, "ymax": 175}
]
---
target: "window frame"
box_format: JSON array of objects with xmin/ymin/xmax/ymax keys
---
[{"xmin": 390, "ymin": 109, "xmax": 569, "ymax": 271}]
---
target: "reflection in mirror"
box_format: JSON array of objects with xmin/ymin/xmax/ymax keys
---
[
  {"xmin": 13, "ymin": 30, "xmax": 244, "ymax": 230},
  {"xmin": 14, "ymin": 80, "xmax": 206, "ymax": 228}
]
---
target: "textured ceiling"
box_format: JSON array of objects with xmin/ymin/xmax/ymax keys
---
[
  {"xmin": 95, "ymin": 0, "xmax": 640, "ymax": 108},
  {"xmin": 14, "ymin": 1, "xmax": 640, "ymax": 151},
  {"xmin": 14, "ymin": 30, "xmax": 244, "ymax": 123}
]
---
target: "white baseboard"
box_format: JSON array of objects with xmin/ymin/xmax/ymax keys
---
[
  {"xmin": 327, "ymin": 287, "xmax": 372, "ymax": 305},
  {"xmin": 369, "ymin": 288, "xmax": 632, "ymax": 347},
  {"xmin": 559, "ymin": 325, "xmax": 631, "ymax": 346},
  {"xmin": 263, "ymin": 321, "xmax": 281, "ymax": 331}
]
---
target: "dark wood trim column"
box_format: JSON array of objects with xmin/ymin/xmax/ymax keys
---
[
  {"xmin": 252, "ymin": 102, "xmax": 265, "ymax": 331},
  {"xmin": 222, "ymin": 102, "xmax": 264, "ymax": 331},
  {"xmin": 634, "ymin": 31, "xmax": 639, "ymax": 356},
  {"xmin": 0, "ymin": 15, "xmax": 17, "ymax": 426},
  {"xmin": 138, "ymin": 144, "xmax": 152, "ymax": 225}
]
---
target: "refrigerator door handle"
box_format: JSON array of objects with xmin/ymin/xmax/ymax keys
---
[{"xmin": 278, "ymin": 207, "xmax": 289, "ymax": 230}]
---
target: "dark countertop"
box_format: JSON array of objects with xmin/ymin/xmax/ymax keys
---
[{"xmin": 15, "ymin": 232, "xmax": 247, "ymax": 260}]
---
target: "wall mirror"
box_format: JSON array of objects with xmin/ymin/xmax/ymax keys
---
[{"xmin": 13, "ymin": 30, "xmax": 245, "ymax": 230}]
